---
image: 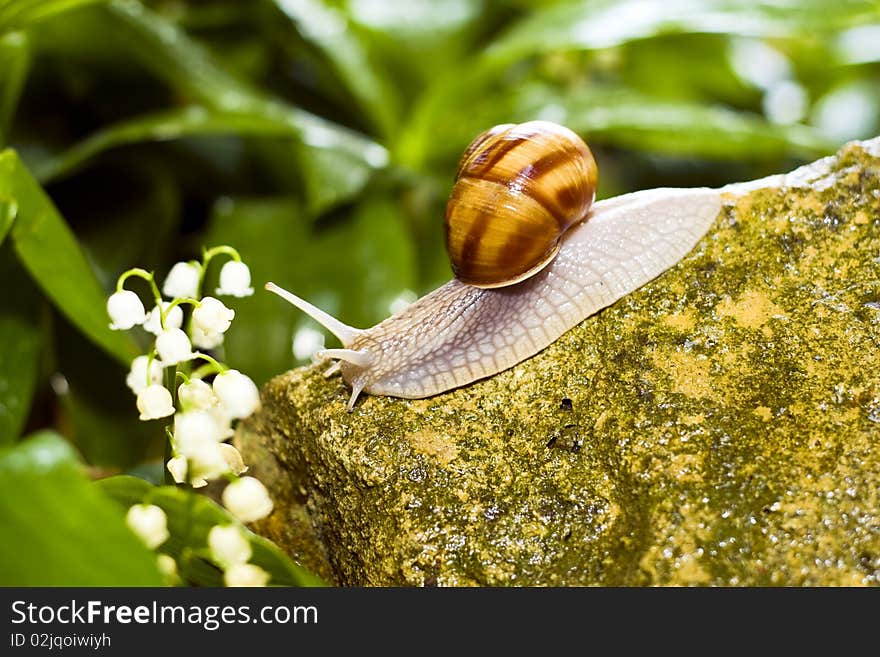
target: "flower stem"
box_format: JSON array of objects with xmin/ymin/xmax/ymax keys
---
[
  {"xmin": 198, "ymin": 245, "xmax": 242, "ymax": 295},
  {"xmin": 117, "ymin": 268, "xmax": 162, "ymax": 305},
  {"xmin": 162, "ymin": 366, "xmax": 177, "ymax": 486},
  {"xmin": 191, "ymin": 352, "xmax": 227, "ymax": 376}
]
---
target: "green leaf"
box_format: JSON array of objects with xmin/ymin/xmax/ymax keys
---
[
  {"xmin": 204, "ymin": 194, "xmax": 417, "ymax": 384},
  {"xmin": 422, "ymin": 84, "xmax": 834, "ymax": 165},
  {"xmin": 0, "ymin": 31, "xmax": 29, "ymax": 146},
  {"xmin": 398, "ymin": 0, "xmax": 878, "ymax": 168},
  {"xmin": 519, "ymin": 88, "xmax": 835, "ymax": 160},
  {"xmin": 0, "ymin": 242, "xmax": 42, "ymax": 444},
  {"xmin": 98, "ymin": 475, "xmax": 326, "ymax": 587},
  {"xmin": 272, "ymin": 0, "xmax": 397, "ymax": 138},
  {"xmin": 0, "ymin": 194, "xmax": 13, "ymax": 245},
  {"xmin": 34, "ymin": 106, "xmax": 295, "ymax": 183},
  {"xmin": 0, "ymin": 0, "xmax": 108, "ymax": 34},
  {"xmin": 0, "ymin": 149, "xmax": 138, "ymax": 363},
  {"xmin": 0, "ymin": 432, "xmax": 163, "ymax": 586},
  {"xmin": 102, "ymin": 0, "xmax": 387, "ymax": 212},
  {"xmin": 483, "ymin": 0, "xmax": 880, "ymax": 69}
]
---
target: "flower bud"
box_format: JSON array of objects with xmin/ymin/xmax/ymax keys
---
[
  {"xmin": 136, "ymin": 384, "xmax": 175, "ymax": 420},
  {"xmin": 213, "ymin": 370, "xmax": 261, "ymax": 419},
  {"xmin": 224, "ymin": 563, "xmax": 270, "ymax": 587},
  {"xmin": 216, "ymin": 261, "xmax": 254, "ymax": 297},
  {"xmin": 107, "ymin": 290, "xmax": 147, "ymax": 330},
  {"xmin": 178, "ymin": 378, "xmax": 216, "ymax": 411},
  {"xmin": 166, "ymin": 455, "xmax": 187, "ymax": 484},
  {"xmin": 192, "ymin": 297, "xmax": 235, "ymax": 335},
  {"xmin": 222, "ymin": 476, "xmax": 273, "ymax": 523},
  {"xmin": 126, "ymin": 504, "xmax": 169, "ymax": 549},
  {"xmin": 156, "ymin": 554, "xmax": 178, "ymax": 583},
  {"xmin": 143, "ymin": 301, "xmax": 184, "ymax": 336},
  {"xmin": 126, "ymin": 355, "xmax": 163, "ymax": 395},
  {"xmin": 162, "ymin": 261, "xmax": 201, "ymax": 299},
  {"xmin": 156, "ymin": 328, "xmax": 194, "ymax": 365},
  {"xmin": 208, "ymin": 525, "xmax": 252, "ymax": 569}
]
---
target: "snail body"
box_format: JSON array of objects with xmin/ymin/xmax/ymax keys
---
[{"xmin": 267, "ymin": 121, "xmax": 723, "ymax": 410}]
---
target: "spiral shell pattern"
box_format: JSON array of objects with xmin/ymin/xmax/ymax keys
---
[{"xmin": 445, "ymin": 120, "xmax": 598, "ymax": 288}]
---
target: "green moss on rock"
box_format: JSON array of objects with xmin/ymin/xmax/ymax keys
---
[{"xmin": 237, "ymin": 139, "xmax": 880, "ymax": 586}]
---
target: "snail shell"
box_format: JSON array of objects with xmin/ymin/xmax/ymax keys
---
[{"xmin": 445, "ymin": 121, "xmax": 598, "ymax": 288}]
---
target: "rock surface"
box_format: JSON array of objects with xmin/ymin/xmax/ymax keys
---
[{"xmin": 237, "ymin": 139, "xmax": 880, "ymax": 586}]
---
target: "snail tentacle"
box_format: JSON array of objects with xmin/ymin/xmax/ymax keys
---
[
  {"xmin": 316, "ymin": 348, "xmax": 374, "ymax": 368},
  {"xmin": 264, "ymin": 282, "xmax": 361, "ymax": 346}
]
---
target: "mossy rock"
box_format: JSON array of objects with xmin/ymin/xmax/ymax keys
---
[{"xmin": 237, "ymin": 138, "xmax": 880, "ymax": 586}]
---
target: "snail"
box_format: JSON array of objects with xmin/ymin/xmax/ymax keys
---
[{"xmin": 266, "ymin": 120, "xmax": 723, "ymax": 410}]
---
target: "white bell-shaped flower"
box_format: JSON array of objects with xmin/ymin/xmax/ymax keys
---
[
  {"xmin": 219, "ymin": 443, "xmax": 248, "ymax": 476},
  {"xmin": 216, "ymin": 260, "xmax": 254, "ymax": 297},
  {"xmin": 126, "ymin": 355, "xmax": 163, "ymax": 395},
  {"xmin": 107, "ymin": 290, "xmax": 147, "ymax": 330},
  {"xmin": 192, "ymin": 297, "xmax": 235, "ymax": 335},
  {"xmin": 224, "ymin": 563, "xmax": 269, "ymax": 587},
  {"xmin": 213, "ymin": 370, "xmax": 261, "ymax": 419},
  {"xmin": 222, "ymin": 476, "xmax": 273, "ymax": 523},
  {"xmin": 208, "ymin": 525, "xmax": 252, "ymax": 569},
  {"xmin": 166, "ymin": 455, "xmax": 187, "ymax": 484},
  {"xmin": 191, "ymin": 328, "xmax": 224, "ymax": 350},
  {"xmin": 162, "ymin": 261, "xmax": 201, "ymax": 299},
  {"xmin": 173, "ymin": 410, "xmax": 226, "ymax": 453},
  {"xmin": 188, "ymin": 443, "xmax": 230, "ymax": 483},
  {"xmin": 178, "ymin": 378, "xmax": 216, "ymax": 411},
  {"xmin": 136, "ymin": 384, "xmax": 175, "ymax": 420},
  {"xmin": 126, "ymin": 504, "xmax": 169, "ymax": 549},
  {"xmin": 209, "ymin": 406, "xmax": 235, "ymax": 441},
  {"xmin": 156, "ymin": 328, "xmax": 194, "ymax": 365},
  {"xmin": 143, "ymin": 301, "xmax": 184, "ymax": 336}
]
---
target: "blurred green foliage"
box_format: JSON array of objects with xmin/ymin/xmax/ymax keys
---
[{"xmin": 0, "ymin": 0, "xmax": 878, "ymax": 493}]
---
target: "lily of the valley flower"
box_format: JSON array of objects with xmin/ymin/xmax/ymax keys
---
[
  {"xmin": 162, "ymin": 261, "xmax": 201, "ymax": 299},
  {"xmin": 107, "ymin": 290, "xmax": 147, "ymax": 330},
  {"xmin": 166, "ymin": 455, "xmax": 188, "ymax": 484},
  {"xmin": 219, "ymin": 443, "xmax": 248, "ymax": 476},
  {"xmin": 213, "ymin": 370, "xmax": 261, "ymax": 419},
  {"xmin": 136, "ymin": 384, "xmax": 175, "ymax": 420},
  {"xmin": 187, "ymin": 444, "xmax": 230, "ymax": 485},
  {"xmin": 192, "ymin": 297, "xmax": 235, "ymax": 336},
  {"xmin": 177, "ymin": 378, "xmax": 216, "ymax": 411},
  {"xmin": 156, "ymin": 328, "xmax": 194, "ymax": 365},
  {"xmin": 222, "ymin": 477, "xmax": 273, "ymax": 523},
  {"xmin": 126, "ymin": 504, "xmax": 169, "ymax": 549},
  {"xmin": 172, "ymin": 410, "xmax": 234, "ymax": 485},
  {"xmin": 173, "ymin": 410, "xmax": 227, "ymax": 451},
  {"xmin": 143, "ymin": 301, "xmax": 184, "ymax": 336},
  {"xmin": 190, "ymin": 329, "xmax": 224, "ymax": 350},
  {"xmin": 216, "ymin": 261, "xmax": 254, "ymax": 297},
  {"xmin": 126, "ymin": 355, "xmax": 163, "ymax": 395},
  {"xmin": 224, "ymin": 563, "xmax": 270, "ymax": 587},
  {"xmin": 208, "ymin": 525, "xmax": 252, "ymax": 569}
]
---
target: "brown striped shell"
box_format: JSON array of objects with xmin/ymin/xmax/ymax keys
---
[{"xmin": 444, "ymin": 120, "xmax": 598, "ymax": 288}]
